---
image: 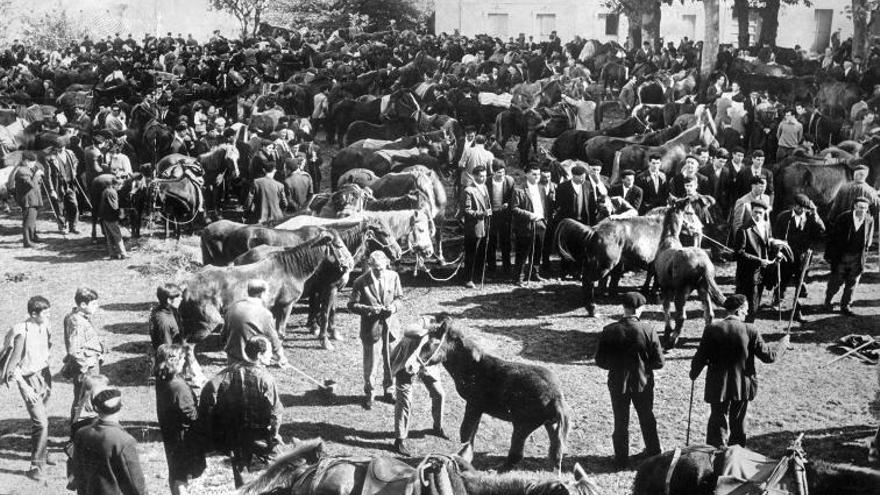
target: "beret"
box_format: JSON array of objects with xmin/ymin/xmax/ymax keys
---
[
  {"xmin": 684, "ymin": 155, "xmax": 699, "ymax": 163},
  {"xmin": 723, "ymin": 294, "xmax": 748, "ymax": 311},
  {"xmin": 621, "ymin": 292, "xmax": 646, "ymax": 309},
  {"xmin": 682, "ymin": 175, "xmax": 697, "ymax": 184},
  {"xmin": 587, "ymin": 159, "xmax": 602, "ymax": 168},
  {"xmin": 854, "ymin": 163, "xmax": 869, "ymax": 172},
  {"xmin": 750, "ymin": 199, "xmax": 769, "ymax": 210},
  {"xmin": 853, "ymin": 196, "xmax": 870, "ymax": 205},
  {"xmin": 21, "ymin": 151, "xmax": 37, "ymax": 161},
  {"xmin": 92, "ymin": 388, "xmax": 123, "ymax": 415},
  {"xmin": 794, "ymin": 194, "xmax": 811, "ymax": 208},
  {"xmin": 750, "ymin": 175, "xmax": 767, "ymax": 185},
  {"xmin": 714, "ymin": 147, "xmax": 730, "ymax": 158},
  {"xmin": 621, "ymin": 169, "xmax": 635, "ymax": 177}
]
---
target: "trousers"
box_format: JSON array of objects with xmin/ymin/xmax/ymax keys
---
[
  {"xmin": 609, "ymin": 389, "xmax": 661, "ymax": 462},
  {"xmin": 22, "ymin": 206, "xmax": 38, "ymax": 247},
  {"xmin": 486, "ymin": 211, "xmax": 511, "ymax": 272},
  {"xmin": 362, "ymin": 331, "xmax": 394, "ymax": 396},
  {"xmin": 394, "ymin": 368, "xmax": 444, "ymax": 440},
  {"xmin": 826, "ymin": 253, "xmax": 865, "ymax": 308},
  {"xmin": 707, "ymin": 400, "xmax": 749, "ymax": 448},
  {"xmin": 462, "ymin": 235, "xmax": 487, "ymax": 284},
  {"xmin": 18, "ymin": 367, "xmax": 52, "ymax": 467},
  {"xmin": 513, "ymin": 220, "xmax": 546, "ymax": 281}
]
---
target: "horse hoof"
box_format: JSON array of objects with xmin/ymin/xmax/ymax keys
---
[
  {"xmin": 322, "ymin": 340, "xmax": 334, "ymax": 351},
  {"xmin": 330, "ymin": 333, "xmax": 344, "ymax": 342}
]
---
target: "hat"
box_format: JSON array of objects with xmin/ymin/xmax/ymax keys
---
[
  {"xmin": 93, "ymin": 130, "xmax": 113, "ymax": 142},
  {"xmin": 20, "ymin": 151, "xmax": 37, "ymax": 162},
  {"xmin": 794, "ymin": 194, "xmax": 812, "ymax": 208},
  {"xmin": 714, "ymin": 147, "xmax": 730, "ymax": 159},
  {"xmin": 751, "ymin": 150, "xmax": 765, "ymax": 158},
  {"xmin": 750, "ymin": 199, "xmax": 769, "ymax": 210},
  {"xmin": 621, "ymin": 168, "xmax": 635, "ymax": 177},
  {"xmin": 853, "ymin": 196, "xmax": 870, "ymax": 205},
  {"xmin": 854, "ymin": 163, "xmax": 869, "ymax": 172},
  {"xmin": 587, "ymin": 159, "xmax": 602, "ymax": 169},
  {"xmin": 723, "ymin": 294, "xmax": 748, "ymax": 312},
  {"xmin": 92, "ymin": 388, "xmax": 123, "ymax": 415},
  {"xmin": 684, "ymin": 154, "xmax": 699, "ymax": 163},
  {"xmin": 368, "ymin": 250, "xmax": 390, "ymax": 267},
  {"xmin": 223, "ymin": 128, "xmax": 236, "ymax": 138},
  {"xmin": 682, "ymin": 175, "xmax": 697, "ymax": 184},
  {"xmin": 174, "ymin": 123, "xmax": 188, "ymax": 132},
  {"xmin": 749, "ymin": 175, "xmax": 767, "ymax": 185},
  {"xmin": 621, "ymin": 292, "xmax": 646, "ymax": 309}
]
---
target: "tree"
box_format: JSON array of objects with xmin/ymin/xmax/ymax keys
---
[
  {"xmin": 20, "ymin": 3, "xmax": 87, "ymax": 51},
  {"xmin": 268, "ymin": 0, "xmax": 423, "ymax": 32},
  {"xmin": 603, "ymin": 0, "xmax": 663, "ymax": 49},
  {"xmin": 732, "ymin": 0, "xmax": 750, "ymax": 49},
  {"xmin": 209, "ymin": 0, "xmax": 271, "ymax": 40},
  {"xmin": 847, "ymin": 0, "xmax": 880, "ymax": 59},
  {"xmin": 700, "ymin": 0, "xmax": 720, "ymax": 91}
]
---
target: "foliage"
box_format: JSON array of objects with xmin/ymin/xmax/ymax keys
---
[
  {"xmin": 208, "ymin": 0, "xmax": 271, "ymax": 39},
  {"xmin": 19, "ymin": 3, "xmax": 88, "ymax": 51},
  {"xmin": 268, "ymin": 0, "xmax": 424, "ymax": 32},
  {"xmin": 845, "ymin": 0, "xmax": 880, "ymax": 22}
]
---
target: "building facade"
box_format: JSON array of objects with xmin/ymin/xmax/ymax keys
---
[{"xmin": 434, "ymin": 0, "xmax": 852, "ymax": 54}]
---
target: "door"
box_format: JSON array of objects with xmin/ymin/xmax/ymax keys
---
[
  {"xmin": 536, "ymin": 13, "xmax": 556, "ymax": 39},
  {"xmin": 488, "ymin": 13, "xmax": 509, "ymax": 38},
  {"xmin": 813, "ymin": 9, "xmax": 833, "ymax": 52}
]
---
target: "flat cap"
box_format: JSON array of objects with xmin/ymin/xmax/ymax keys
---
[
  {"xmin": 621, "ymin": 291, "xmax": 646, "ymax": 309},
  {"xmin": 621, "ymin": 168, "xmax": 635, "ymax": 177},
  {"xmin": 723, "ymin": 294, "xmax": 748, "ymax": 312}
]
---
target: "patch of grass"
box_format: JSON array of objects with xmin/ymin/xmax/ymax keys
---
[{"xmin": 2, "ymin": 271, "xmax": 43, "ymax": 283}]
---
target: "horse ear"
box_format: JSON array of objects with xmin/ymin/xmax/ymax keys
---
[
  {"xmin": 573, "ymin": 463, "xmax": 587, "ymax": 480},
  {"xmin": 456, "ymin": 442, "xmax": 474, "ymax": 463}
]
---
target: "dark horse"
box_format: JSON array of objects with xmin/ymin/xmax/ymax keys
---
[
  {"xmin": 126, "ymin": 103, "xmax": 173, "ymax": 165},
  {"xmin": 550, "ymin": 117, "xmax": 649, "ymax": 162},
  {"xmin": 147, "ymin": 155, "xmax": 205, "ymax": 238},
  {"xmin": 88, "ymin": 173, "xmax": 150, "ymax": 239},
  {"xmin": 328, "ymin": 89, "xmax": 421, "ymax": 144},
  {"xmin": 238, "ymin": 440, "xmax": 601, "ymax": 495},
  {"xmin": 634, "ymin": 442, "xmax": 880, "ymax": 495},
  {"xmin": 197, "ymin": 143, "xmax": 240, "ymax": 220},
  {"xmin": 179, "ymin": 231, "xmax": 353, "ymax": 343},
  {"xmin": 416, "ymin": 316, "xmax": 571, "ymax": 472},
  {"xmin": 343, "ymin": 119, "xmax": 419, "ymax": 146}
]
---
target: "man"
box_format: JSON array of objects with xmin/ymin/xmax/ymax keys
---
[
  {"xmin": 63, "ymin": 288, "xmax": 104, "ymax": 423},
  {"xmin": 825, "ymin": 197, "xmax": 874, "ymax": 316},
  {"xmin": 458, "ymin": 134, "xmax": 494, "ymax": 192},
  {"xmin": 103, "ymin": 105, "xmax": 127, "ymax": 133},
  {"xmin": 735, "ymin": 151, "xmax": 773, "ymax": 205},
  {"xmin": 170, "ymin": 123, "xmax": 191, "ymax": 155},
  {"xmin": 773, "ymin": 194, "xmax": 825, "ymax": 321},
  {"xmin": 6, "ymin": 296, "xmax": 53, "ymax": 480},
  {"xmin": 669, "ymin": 155, "xmax": 709, "ymax": 198},
  {"xmin": 13, "ymin": 152, "xmax": 45, "ymax": 247},
  {"xmin": 561, "ymin": 92, "xmax": 597, "ymax": 131},
  {"xmin": 539, "ymin": 168, "xmax": 558, "ymax": 269},
  {"xmin": 98, "ymin": 177, "xmax": 128, "ymax": 259},
  {"xmin": 245, "ymin": 161, "xmax": 287, "ymax": 226},
  {"xmin": 731, "ymin": 176, "xmax": 772, "ymax": 234},
  {"xmin": 555, "ymin": 164, "xmax": 594, "ymax": 225},
  {"xmin": 828, "ymin": 164, "xmax": 880, "ymax": 221},
  {"xmin": 390, "ymin": 316, "xmax": 447, "ymax": 456},
  {"xmin": 250, "ymin": 139, "xmax": 278, "ymax": 181},
  {"xmin": 222, "ymin": 279, "xmax": 289, "ymax": 366},
  {"xmin": 690, "ymin": 295, "xmax": 789, "ymax": 447},
  {"xmin": 348, "ymin": 251, "xmax": 404, "ymax": 410},
  {"xmin": 46, "ymin": 138, "xmax": 81, "ymax": 234},
  {"xmin": 776, "ymin": 109, "xmax": 803, "ymax": 160},
  {"xmin": 595, "ymin": 293, "xmax": 664, "ymax": 468},
  {"xmin": 149, "ymin": 284, "xmax": 183, "ymax": 350},
  {"xmin": 701, "ymin": 148, "xmax": 734, "ymax": 220},
  {"xmin": 510, "ymin": 163, "xmax": 549, "ymax": 285},
  {"xmin": 486, "ymin": 160, "xmax": 515, "ymax": 274},
  {"xmin": 679, "ymin": 176, "xmax": 716, "ymax": 247},
  {"xmin": 282, "ymin": 154, "xmax": 314, "ymax": 212},
  {"xmin": 105, "ymin": 145, "xmax": 132, "ymax": 177},
  {"xmin": 635, "ymin": 154, "xmax": 668, "ymax": 214},
  {"xmin": 461, "ymin": 165, "xmax": 492, "ymax": 288},
  {"xmin": 732, "ymin": 200, "xmax": 783, "ymax": 322},
  {"xmin": 609, "ymin": 169, "xmax": 643, "ymax": 213},
  {"xmin": 72, "ymin": 388, "xmax": 147, "ymax": 494}
]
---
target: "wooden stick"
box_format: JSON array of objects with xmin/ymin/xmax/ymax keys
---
[{"xmin": 820, "ymin": 338, "xmax": 876, "ymax": 368}]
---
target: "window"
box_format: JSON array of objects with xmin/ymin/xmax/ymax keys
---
[
  {"xmin": 598, "ymin": 13, "xmax": 619, "ymax": 36},
  {"xmin": 487, "ymin": 13, "xmax": 509, "ymax": 38},
  {"xmin": 536, "ymin": 13, "xmax": 556, "ymax": 38}
]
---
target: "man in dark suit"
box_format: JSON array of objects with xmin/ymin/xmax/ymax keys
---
[
  {"xmin": 510, "ymin": 162, "xmax": 549, "ymax": 285},
  {"xmin": 824, "ymin": 197, "xmax": 874, "ymax": 316},
  {"xmin": 461, "ymin": 165, "xmax": 492, "ymax": 288},
  {"xmin": 700, "ymin": 147, "xmax": 734, "ymax": 221},
  {"xmin": 669, "ymin": 155, "xmax": 709, "ymax": 197},
  {"xmin": 282, "ymin": 155, "xmax": 314, "ymax": 212},
  {"xmin": 13, "ymin": 152, "xmax": 45, "ymax": 247},
  {"xmin": 245, "ymin": 161, "xmax": 287, "ymax": 226},
  {"xmin": 690, "ymin": 295, "xmax": 788, "ymax": 448},
  {"xmin": 773, "ymin": 194, "xmax": 825, "ymax": 320},
  {"xmin": 732, "ymin": 200, "xmax": 783, "ymax": 322},
  {"xmin": 735, "ymin": 150, "xmax": 774, "ymax": 205},
  {"xmin": 635, "ymin": 154, "xmax": 668, "ymax": 214},
  {"xmin": 486, "ymin": 160, "xmax": 515, "ymax": 274},
  {"xmin": 249, "ymin": 139, "xmax": 277, "ymax": 181},
  {"xmin": 595, "ymin": 292, "xmax": 664, "ymax": 468},
  {"xmin": 609, "ymin": 169, "xmax": 643, "ymax": 212}
]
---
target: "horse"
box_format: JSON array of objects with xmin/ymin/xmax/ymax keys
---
[
  {"xmin": 415, "ymin": 316, "xmax": 571, "ymax": 472},
  {"xmin": 599, "ymin": 61, "xmax": 629, "ymax": 98},
  {"xmin": 615, "ymin": 106, "xmax": 718, "ymax": 175},
  {"xmin": 238, "ymin": 440, "xmax": 601, "ymax": 495},
  {"xmin": 307, "ymin": 183, "xmax": 373, "ymax": 218},
  {"xmin": 634, "ymin": 442, "xmax": 880, "ymax": 495},
  {"xmin": 555, "ymin": 212, "xmax": 669, "ymax": 316},
  {"xmin": 178, "ymin": 230, "xmax": 353, "ymax": 343},
  {"xmin": 582, "ymin": 124, "xmax": 684, "ymax": 175},
  {"xmin": 330, "ymin": 131, "xmax": 450, "ymax": 186},
  {"xmin": 550, "ymin": 117, "xmax": 650, "ymax": 162},
  {"xmin": 653, "ymin": 198, "xmax": 726, "ymax": 349},
  {"xmin": 801, "ymin": 109, "xmax": 845, "ymax": 150},
  {"xmin": 127, "ymin": 103, "xmax": 173, "ymax": 165},
  {"xmin": 197, "ymin": 144, "xmax": 240, "ymax": 220},
  {"xmin": 231, "ymin": 219, "xmax": 403, "ymax": 350},
  {"xmin": 343, "ymin": 119, "xmax": 419, "ymax": 146},
  {"xmin": 328, "ymin": 88, "xmax": 421, "ymax": 144},
  {"xmin": 337, "ymin": 167, "xmax": 379, "ymax": 189},
  {"xmin": 370, "ymin": 167, "xmax": 447, "ymax": 259},
  {"xmin": 147, "ymin": 155, "xmax": 205, "ymax": 238},
  {"xmin": 276, "ymin": 209, "xmax": 436, "ymax": 259}
]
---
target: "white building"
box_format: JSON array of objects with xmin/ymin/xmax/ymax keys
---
[{"xmin": 434, "ymin": 0, "xmax": 852, "ymax": 54}]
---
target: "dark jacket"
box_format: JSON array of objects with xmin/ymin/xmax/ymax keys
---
[
  {"xmin": 283, "ymin": 170, "xmax": 313, "ymax": 211},
  {"xmin": 245, "ymin": 175, "xmax": 287, "ymax": 224},
  {"xmin": 509, "ymin": 183, "xmax": 550, "ymax": 236},
  {"xmin": 700, "ymin": 163, "xmax": 735, "ymax": 214},
  {"xmin": 635, "ymin": 170, "xmax": 668, "ymax": 214},
  {"xmin": 72, "ymin": 418, "xmax": 147, "ymax": 495},
  {"xmin": 149, "ymin": 306, "xmax": 181, "ymax": 350},
  {"xmin": 155, "ymin": 375, "xmax": 205, "ymax": 479},
  {"xmin": 595, "ymin": 316, "xmax": 664, "ymax": 395},
  {"xmin": 98, "ymin": 187, "xmax": 122, "ymax": 222},
  {"xmin": 690, "ymin": 317, "xmax": 780, "ymax": 402},
  {"xmin": 825, "ymin": 210, "xmax": 874, "ymax": 266},
  {"xmin": 486, "ymin": 175, "xmax": 515, "ymax": 212},
  {"xmin": 668, "ymin": 172, "xmax": 709, "ymax": 198},
  {"xmin": 733, "ymin": 222, "xmax": 771, "ymax": 285},
  {"xmin": 773, "ymin": 208, "xmax": 826, "ymax": 254},
  {"xmin": 735, "ymin": 166, "xmax": 774, "ymax": 200},
  {"xmin": 13, "ymin": 165, "xmax": 43, "ymax": 208},
  {"xmin": 348, "ymin": 269, "xmax": 403, "ymax": 342},
  {"xmin": 556, "ymin": 179, "xmax": 599, "ymax": 225},
  {"xmin": 462, "ymin": 183, "xmax": 491, "ymax": 238},
  {"xmin": 609, "ymin": 183, "xmax": 644, "ymax": 213}
]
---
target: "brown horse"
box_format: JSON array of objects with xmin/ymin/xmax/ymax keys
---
[
  {"xmin": 197, "ymin": 143, "xmax": 240, "ymax": 220},
  {"xmin": 653, "ymin": 198, "xmax": 726, "ymax": 349},
  {"xmin": 614, "ymin": 106, "xmax": 717, "ymax": 175},
  {"xmin": 416, "ymin": 317, "xmax": 571, "ymax": 473},
  {"xmin": 634, "ymin": 443, "xmax": 880, "ymax": 495},
  {"xmin": 179, "ymin": 231, "xmax": 353, "ymax": 343},
  {"xmin": 239, "ymin": 440, "xmax": 601, "ymax": 495}
]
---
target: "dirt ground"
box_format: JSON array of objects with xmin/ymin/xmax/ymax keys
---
[{"xmin": 1, "ymin": 146, "xmax": 879, "ymax": 494}]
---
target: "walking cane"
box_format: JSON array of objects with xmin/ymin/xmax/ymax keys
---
[
  {"xmin": 39, "ymin": 179, "xmax": 62, "ymax": 226},
  {"xmin": 73, "ymin": 175, "xmax": 94, "ymax": 210},
  {"xmin": 526, "ymin": 220, "xmax": 537, "ymax": 285},
  {"xmin": 480, "ymin": 214, "xmax": 491, "ymax": 290},
  {"xmin": 686, "ymin": 379, "xmax": 695, "ymax": 446},
  {"xmin": 785, "ymin": 249, "xmax": 813, "ymax": 334},
  {"xmin": 776, "ymin": 262, "xmax": 782, "ymax": 323}
]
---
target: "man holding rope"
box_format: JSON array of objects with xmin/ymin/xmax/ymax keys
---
[{"xmin": 824, "ymin": 196, "xmax": 874, "ymax": 316}]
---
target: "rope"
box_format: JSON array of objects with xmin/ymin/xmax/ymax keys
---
[{"xmin": 415, "ymin": 252, "xmax": 465, "ymax": 282}]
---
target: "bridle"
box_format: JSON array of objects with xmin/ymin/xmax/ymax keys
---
[
  {"xmin": 327, "ymin": 236, "xmax": 355, "ymax": 273},
  {"xmin": 415, "ymin": 328, "xmax": 448, "ymax": 369}
]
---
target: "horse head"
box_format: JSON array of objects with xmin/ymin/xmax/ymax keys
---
[
  {"xmin": 363, "ymin": 217, "xmax": 403, "ymax": 261},
  {"xmin": 178, "ymin": 283, "xmax": 224, "ymax": 343},
  {"xmin": 695, "ymin": 104, "xmax": 718, "ymax": 148},
  {"xmin": 220, "ymin": 143, "xmax": 240, "ymax": 180},
  {"xmin": 408, "ymin": 208, "xmax": 435, "ymax": 258},
  {"xmin": 666, "ymin": 196, "xmax": 704, "ymax": 238},
  {"xmin": 416, "ymin": 314, "xmax": 469, "ymax": 367},
  {"xmin": 318, "ymin": 229, "xmax": 355, "ymax": 274},
  {"xmin": 389, "ymin": 89, "xmax": 422, "ymax": 122}
]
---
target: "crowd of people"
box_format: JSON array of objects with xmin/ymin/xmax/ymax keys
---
[{"xmin": 1, "ymin": 19, "xmax": 879, "ymax": 494}]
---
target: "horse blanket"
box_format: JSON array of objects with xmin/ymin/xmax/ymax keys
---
[
  {"xmin": 715, "ymin": 446, "xmax": 802, "ymax": 495},
  {"xmin": 478, "ymin": 92, "xmax": 513, "ymax": 108}
]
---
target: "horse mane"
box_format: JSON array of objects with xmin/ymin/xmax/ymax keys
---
[
  {"xmin": 239, "ymin": 438, "xmax": 325, "ymax": 495},
  {"xmin": 261, "ymin": 233, "xmax": 334, "ymax": 277},
  {"xmin": 362, "ymin": 209, "xmax": 420, "ymax": 238},
  {"xmin": 807, "ymin": 459, "xmax": 880, "ymax": 495},
  {"xmin": 461, "ymin": 471, "xmax": 569, "ymax": 495}
]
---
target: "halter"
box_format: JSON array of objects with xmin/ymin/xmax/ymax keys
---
[
  {"xmin": 416, "ymin": 328, "xmax": 448, "ymax": 369},
  {"xmin": 327, "ymin": 235, "xmax": 355, "ymax": 273}
]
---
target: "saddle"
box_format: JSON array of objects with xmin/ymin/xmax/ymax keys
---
[{"xmin": 363, "ymin": 456, "xmax": 420, "ymax": 495}]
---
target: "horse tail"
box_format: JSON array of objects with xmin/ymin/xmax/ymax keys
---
[
  {"xmin": 555, "ymin": 219, "xmax": 593, "ymax": 263},
  {"xmin": 239, "ymin": 438, "xmax": 325, "ymax": 495},
  {"xmin": 550, "ymin": 395, "xmax": 571, "ymax": 468},
  {"xmin": 704, "ymin": 267, "xmax": 726, "ymax": 306}
]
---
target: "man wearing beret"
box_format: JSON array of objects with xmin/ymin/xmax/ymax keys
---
[
  {"xmin": 773, "ymin": 194, "xmax": 825, "ymax": 320},
  {"xmin": 595, "ymin": 292, "xmax": 664, "ymax": 468},
  {"xmin": 691, "ymin": 295, "xmax": 788, "ymax": 448},
  {"xmin": 827, "ymin": 164, "xmax": 880, "ymax": 222},
  {"xmin": 733, "ymin": 199, "xmax": 784, "ymax": 322},
  {"xmin": 825, "ymin": 197, "xmax": 874, "ymax": 316},
  {"xmin": 635, "ymin": 154, "xmax": 668, "ymax": 214},
  {"xmin": 669, "ymin": 155, "xmax": 709, "ymax": 198}
]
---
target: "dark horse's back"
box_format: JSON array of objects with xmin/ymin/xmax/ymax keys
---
[{"xmin": 632, "ymin": 446, "xmax": 720, "ymax": 495}]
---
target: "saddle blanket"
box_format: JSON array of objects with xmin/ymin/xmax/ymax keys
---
[
  {"xmin": 478, "ymin": 92, "xmax": 513, "ymax": 108},
  {"xmin": 716, "ymin": 445, "xmax": 795, "ymax": 495},
  {"xmin": 375, "ymin": 148, "xmax": 423, "ymax": 163}
]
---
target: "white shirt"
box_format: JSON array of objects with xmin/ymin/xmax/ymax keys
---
[
  {"xmin": 526, "ymin": 182, "xmax": 544, "ymax": 219},
  {"xmin": 854, "ymin": 212, "xmax": 865, "ymax": 232},
  {"xmin": 792, "ymin": 211, "xmax": 805, "ymax": 229}
]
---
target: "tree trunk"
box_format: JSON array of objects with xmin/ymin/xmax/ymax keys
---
[
  {"xmin": 627, "ymin": 9, "xmax": 642, "ymax": 50},
  {"xmin": 733, "ymin": 0, "xmax": 750, "ymax": 49},
  {"xmin": 758, "ymin": 0, "xmax": 780, "ymax": 47},
  {"xmin": 641, "ymin": 1, "xmax": 661, "ymax": 51},
  {"xmin": 700, "ymin": 0, "xmax": 720, "ymax": 95},
  {"xmin": 852, "ymin": 0, "xmax": 868, "ymax": 59}
]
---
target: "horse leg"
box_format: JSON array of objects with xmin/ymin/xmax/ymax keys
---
[
  {"xmin": 668, "ymin": 288, "xmax": 688, "ymax": 349},
  {"xmin": 460, "ymin": 403, "xmax": 483, "ymax": 448},
  {"xmin": 318, "ymin": 287, "xmax": 334, "ymax": 351},
  {"xmin": 582, "ymin": 267, "xmax": 597, "ymax": 317},
  {"xmin": 273, "ymin": 301, "xmax": 296, "ymax": 340},
  {"xmin": 306, "ymin": 290, "xmax": 320, "ymax": 336},
  {"xmin": 501, "ymin": 423, "xmax": 536, "ymax": 472},
  {"xmin": 661, "ymin": 291, "xmax": 674, "ymax": 348},
  {"xmin": 698, "ymin": 286, "xmax": 715, "ymax": 326},
  {"xmin": 544, "ymin": 421, "xmax": 565, "ymax": 470}
]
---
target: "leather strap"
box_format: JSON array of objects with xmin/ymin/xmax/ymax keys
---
[{"xmin": 664, "ymin": 448, "xmax": 682, "ymax": 495}]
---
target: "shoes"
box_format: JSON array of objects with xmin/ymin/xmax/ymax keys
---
[
  {"xmin": 513, "ymin": 279, "xmax": 525, "ymax": 287},
  {"xmin": 59, "ymin": 227, "xmax": 68, "ymax": 234},
  {"xmin": 463, "ymin": 281, "xmax": 476, "ymax": 289},
  {"xmin": 70, "ymin": 228, "xmax": 80, "ymax": 234},
  {"xmin": 27, "ymin": 466, "xmax": 44, "ymax": 481},
  {"xmin": 380, "ymin": 392, "xmax": 395, "ymax": 404},
  {"xmin": 329, "ymin": 333, "xmax": 344, "ymax": 342},
  {"xmin": 430, "ymin": 426, "xmax": 449, "ymax": 439},
  {"xmin": 840, "ymin": 306, "xmax": 855, "ymax": 316},
  {"xmin": 529, "ymin": 273, "xmax": 546, "ymax": 283},
  {"xmin": 362, "ymin": 396, "xmax": 373, "ymax": 410},
  {"xmin": 393, "ymin": 439, "xmax": 413, "ymax": 457},
  {"xmin": 112, "ymin": 253, "xmax": 130, "ymax": 260},
  {"xmin": 31, "ymin": 236, "xmax": 44, "ymax": 243}
]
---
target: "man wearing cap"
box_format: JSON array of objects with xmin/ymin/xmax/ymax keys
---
[
  {"xmin": 72, "ymin": 388, "xmax": 147, "ymax": 494},
  {"xmin": 690, "ymin": 295, "xmax": 789, "ymax": 447},
  {"xmin": 13, "ymin": 152, "xmax": 46, "ymax": 247},
  {"xmin": 733, "ymin": 200, "xmax": 783, "ymax": 322},
  {"xmin": 555, "ymin": 164, "xmax": 594, "ymax": 225},
  {"xmin": 389, "ymin": 316, "xmax": 447, "ymax": 456},
  {"xmin": 773, "ymin": 194, "xmax": 825, "ymax": 319},
  {"xmin": 349, "ymin": 251, "xmax": 404, "ymax": 410},
  {"xmin": 825, "ymin": 197, "xmax": 874, "ymax": 316},
  {"xmin": 245, "ymin": 160, "xmax": 287, "ymax": 226},
  {"xmin": 458, "ymin": 134, "xmax": 494, "ymax": 193},
  {"xmin": 609, "ymin": 169, "xmax": 643, "ymax": 213},
  {"xmin": 461, "ymin": 165, "xmax": 492, "ymax": 288},
  {"xmin": 595, "ymin": 292, "xmax": 664, "ymax": 468},
  {"xmin": 170, "ymin": 123, "xmax": 191, "ymax": 155},
  {"xmin": 828, "ymin": 163, "xmax": 879, "ymax": 222},
  {"xmin": 776, "ymin": 108, "xmax": 803, "ymax": 160},
  {"xmin": 103, "ymin": 104, "xmax": 127, "ymax": 133},
  {"xmin": 283, "ymin": 154, "xmax": 314, "ymax": 212},
  {"xmin": 735, "ymin": 151, "xmax": 773, "ymax": 206},
  {"xmin": 635, "ymin": 154, "xmax": 668, "ymax": 214},
  {"xmin": 46, "ymin": 137, "xmax": 81, "ymax": 234},
  {"xmin": 731, "ymin": 176, "xmax": 772, "ymax": 234},
  {"xmin": 249, "ymin": 139, "xmax": 278, "ymax": 182}
]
